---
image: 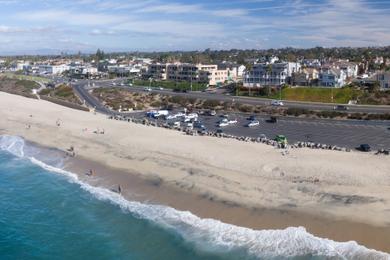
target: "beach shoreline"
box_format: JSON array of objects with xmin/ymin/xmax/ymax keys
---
[
  {"xmin": 64, "ymin": 153, "xmax": 390, "ymax": 253},
  {"xmin": 1, "ymin": 92, "xmax": 390, "ymax": 253}
]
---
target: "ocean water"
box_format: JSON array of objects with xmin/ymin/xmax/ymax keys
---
[{"xmin": 0, "ymin": 135, "xmax": 388, "ymax": 260}]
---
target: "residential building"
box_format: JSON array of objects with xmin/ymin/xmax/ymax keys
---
[
  {"xmin": 145, "ymin": 63, "xmax": 168, "ymax": 80},
  {"xmin": 376, "ymin": 72, "xmax": 390, "ymax": 90},
  {"xmin": 198, "ymin": 65, "xmax": 234, "ymax": 86},
  {"xmin": 374, "ymin": 56, "xmax": 384, "ymax": 65},
  {"xmin": 38, "ymin": 64, "xmax": 69, "ymax": 75},
  {"xmin": 243, "ymin": 62, "xmax": 301, "ymax": 87},
  {"xmin": 69, "ymin": 65, "xmax": 98, "ymax": 77},
  {"xmin": 219, "ymin": 63, "xmax": 246, "ymax": 80},
  {"xmin": 318, "ymin": 68, "xmax": 346, "ymax": 87},
  {"xmin": 166, "ymin": 63, "xmax": 199, "ymax": 82},
  {"xmin": 322, "ymin": 61, "xmax": 358, "ymax": 79},
  {"xmin": 302, "ymin": 59, "xmax": 321, "ymax": 68},
  {"xmin": 143, "ymin": 63, "xmax": 235, "ymax": 86},
  {"xmin": 292, "ymin": 68, "xmax": 319, "ymax": 86},
  {"xmin": 108, "ymin": 65, "xmax": 131, "ymax": 75}
]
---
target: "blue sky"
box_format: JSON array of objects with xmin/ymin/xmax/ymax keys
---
[{"xmin": 0, "ymin": 0, "xmax": 390, "ymax": 54}]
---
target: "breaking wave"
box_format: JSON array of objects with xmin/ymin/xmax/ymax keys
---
[{"xmin": 1, "ymin": 135, "xmax": 389, "ymax": 259}]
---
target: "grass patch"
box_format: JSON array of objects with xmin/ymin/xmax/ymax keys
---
[
  {"xmin": 39, "ymin": 84, "xmax": 81, "ymax": 104},
  {"xmin": 2, "ymin": 72, "xmax": 50, "ymax": 84},
  {"xmin": 132, "ymin": 79, "xmax": 208, "ymax": 91},
  {"xmin": 0, "ymin": 77, "xmax": 39, "ymax": 94},
  {"xmin": 239, "ymin": 86, "xmax": 363, "ymax": 104}
]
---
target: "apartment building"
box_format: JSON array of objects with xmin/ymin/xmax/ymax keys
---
[
  {"xmin": 243, "ymin": 62, "xmax": 301, "ymax": 87},
  {"xmin": 146, "ymin": 63, "xmax": 168, "ymax": 80},
  {"xmin": 38, "ymin": 64, "xmax": 69, "ymax": 75},
  {"xmin": 143, "ymin": 63, "xmax": 234, "ymax": 86},
  {"xmin": 166, "ymin": 63, "xmax": 199, "ymax": 82},
  {"xmin": 197, "ymin": 64, "xmax": 234, "ymax": 86}
]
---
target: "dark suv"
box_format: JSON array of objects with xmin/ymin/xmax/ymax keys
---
[
  {"xmin": 358, "ymin": 144, "xmax": 371, "ymax": 152},
  {"xmin": 334, "ymin": 105, "xmax": 348, "ymax": 111}
]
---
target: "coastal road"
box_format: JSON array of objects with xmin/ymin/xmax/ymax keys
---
[
  {"xmin": 72, "ymin": 82, "xmax": 116, "ymax": 115},
  {"xmin": 88, "ymin": 80, "xmax": 390, "ymax": 114}
]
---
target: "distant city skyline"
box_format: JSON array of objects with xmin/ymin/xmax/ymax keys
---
[{"xmin": 0, "ymin": 0, "xmax": 390, "ymax": 54}]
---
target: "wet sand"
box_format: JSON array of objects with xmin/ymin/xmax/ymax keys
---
[{"xmin": 65, "ymin": 154, "xmax": 390, "ymax": 253}]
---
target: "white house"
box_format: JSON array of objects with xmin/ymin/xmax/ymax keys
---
[
  {"xmin": 243, "ymin": 62, "xmax": 301, "ymax": 87},
  {"xmin": 319, "ymin": 68, "xmax": 347, "ymax": 88}
]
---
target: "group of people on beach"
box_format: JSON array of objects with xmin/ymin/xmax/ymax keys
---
[
  {"xmin": 66, "ymin": 146, "xmax": 76, "ymax": 157},
  {"xmin": 93, "ymin": 128, "xmax": 105, "ymax": 135}
]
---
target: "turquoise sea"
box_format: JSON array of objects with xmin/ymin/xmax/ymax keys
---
[{"xmin": 0, "ymin": 135, "xmax": 388, "ymax": 260}]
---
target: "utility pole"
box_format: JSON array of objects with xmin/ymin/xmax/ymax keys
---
[
  {"xmin": 331, "ymin": 87, "xmax": 334, "ymax": 103},
  {"xmin": 190, "ymin": 73, "xmax": 193, "ymax": 92},
  {"xmin": 279, "ymin": 85, "xmax": 282, "ymax": 100}
]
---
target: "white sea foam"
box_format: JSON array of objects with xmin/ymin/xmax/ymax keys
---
[{"xmin": 1, "ymin": 135, "xmax": 389, "ymax": 259}]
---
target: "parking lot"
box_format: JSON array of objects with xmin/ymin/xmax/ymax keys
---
[{"xmin": 128, "ymin": 110, "xmax": 390, "ymax": 151}]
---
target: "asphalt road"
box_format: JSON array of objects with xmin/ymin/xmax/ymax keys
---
[{"xmin": 88, "ymin": 80, "xmax": 390, "ymax": 114}]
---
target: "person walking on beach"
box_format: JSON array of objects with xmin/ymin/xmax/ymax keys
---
[
  {"xmin": 87, "ymin": 169, "xmax": 94, "ymax": 176},
  {"xmin": 118, "ymin": 185, "xmax": 122, "ymax": 194}
]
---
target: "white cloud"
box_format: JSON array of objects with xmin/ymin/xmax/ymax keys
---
[
  {"xmin": 136, "ymin": 3, "xmax": 202, "ymax": 14},
  {"xmin": 16, "ymin": 10, "xmax": 126, "ymax": 26}
]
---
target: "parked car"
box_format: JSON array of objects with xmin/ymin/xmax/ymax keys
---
[
  {"xmin": 259, "ymin": 134, "xmax": 267, "ymax": 139},
  {"xmin": 247, "ymin": 120, "xmax": 260, "ymax": 127},
  {"xmin": 216, "ymin": 128, "xmax": 223, "ymax": 134},
  {"xmin": 186, "ymin": 122, "xmax": 194, "ymax": 129},
  {"xmin": 194, "ymin": 121, "xmax": 205, "ymax": 129},
  {"xmin": 334, "ymin": 105, "xmax": 349, "ymax": 111},
  {"xmin": 247, "ymin": 115, "xmax": 256, "ymax": 121},
  {"xmin": 174, "ymin": 121, "xmax": 181, "ymax": 128},
  {"xmin": 228, "ymin": 119, "xmax": 238, "ymax": 125},
  {"xmin": 275, "ymin": 135, "xmax": 288, "ymax": 144},
  {"xmin": 267, "ymin": 116, "xmax": 277, "ymax": 123},
  {"xmin": 271, "ymin": 100, "xmax": 284, "ymax": 106},
  {"xmin": 219, "ymin": 122, "xmax": 229, "ymax": 127},
  {"xmin": 166, "ymin": 115, "xmax": 177, "ymax": 120},
  {"xmin": 208, "ymin": 110, "xmax": 217, "ymax": 116},
  {"xmin": 183, "ymin": 116, "xmax": 192, "ymax": 123},
  {"xmin": 146, "ymin": 110, "xmax": 157, "ymax": 117},
  {"xmin": 358, "ymin": 144, "xmax": 371, "ymax": 152}
]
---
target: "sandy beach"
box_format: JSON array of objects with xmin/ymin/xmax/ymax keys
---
[{"xmin": 1, "ymin": 92, "xmax": 390, "ymax": 252}]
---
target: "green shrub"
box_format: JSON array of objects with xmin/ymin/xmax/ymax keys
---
[
  {"xmin": 238, "ymin": 104, "xmax": 254, "ymax": 113},
  {"xmin": 203, "ymin": 99, "xmax": 220, "ymax": 108}
]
